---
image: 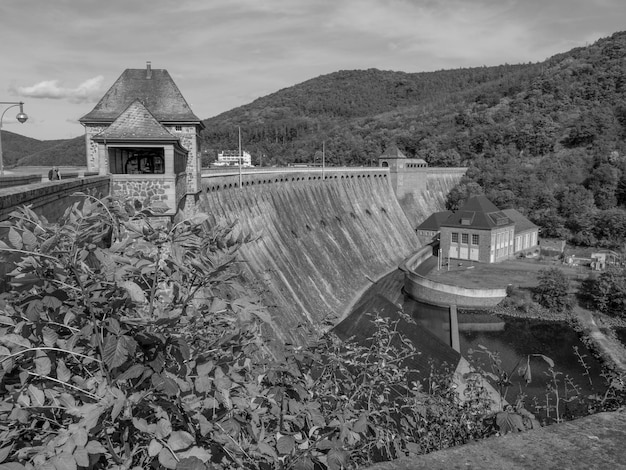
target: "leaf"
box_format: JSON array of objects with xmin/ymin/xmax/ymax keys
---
[
  {"xmin": 120, "ymin": 281, "xmax": 147, "ymax": 303},
  {"xmin": 196, "ymin": 361, "xmax": 214, "ymax": 377},
  {"xmin": 0, "ymin": 444, "xmax": 13, "ymax": 464},
  {"xmin": 168, "ymin": 430, "xmax": 194, "ymax": 451},
  {"xmin": 0, "ymin": 334, "xmax": 31, "ymax": 350},
  {"xmin": 117, "ymin": 364, "xmax": 146, "ymax": 381},
  {"xmin": 73, "ymin": 448, "xmax": 89, "ymax": 467},
  {"xmin": 148, "ymin": 439, "xmax": 163, "ymax": 457},
  {"xmin": 21, "ymin": 229, "xmax": 37, "ymax": 249},
  {"xmin": 56, "ymin": 359, "xmax": 72, "ymax": 383},
  {"xmin": 42, "ymin": 327, "xmax": 59, "ymax": 347},
  {"xmin": 194, "ymin": 376, "xmax": 212, "ymax": 394},
  {"xmin": 84, "ymin": 440, "xmax": 107, "ymax": 455},
  {"xmin": 53, "ymin": 453, "xmax": 76, "ymax": 470},
  {"xmin": 28, "ymin": 384, "xmax": 45, "ymax": 406},
  {"xmin": 255, "ymin": 442, "xmax": 277, "ymax": 459},
  {"xmin": 8, "ymin": 228, "xmax": 22, "ymax": 250},
  {"xmin": 158, "ymin": 447, "xmax": 178, "ymax": 470},
  {"xmin": 35, "ymin": 350, "xmax": 52, "ymax": 376},
  {"xmin": 177, "ymin": 447, "xmax": 212, "ymax": 463},
  {"xmin": 152, "ymin": 374, "xmax": 179, "ymax": 397},
  {"xmin": 0, "ymin": 463, "xmax": 26, "ymax": 470},
  {"xmin": 42, "ymin": 295, "xmax": 63, "ymax": 310},
  {"xmin": 327, "ymin": 449, "xmax": 350, "ymax": 470},
  {"xmin": 103, "ymin": 334, "xmax": 129, "ymax": 369},
  {"xmin": 276, "ymin": 435, "xmax": 295, "ymax": 455}
]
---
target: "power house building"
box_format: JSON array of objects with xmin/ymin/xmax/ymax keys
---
[{"xmin": 438, "ymin": 195, "xmax": 538, "ymax": 264}]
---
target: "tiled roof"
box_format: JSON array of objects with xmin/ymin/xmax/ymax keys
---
[
  {"xmin": 441, "ymin": 195, "xmax": 513, "ymax": 230},
  {"xmin": 380, "ymin": 145, "xmax": 408, "ymax": 159},
  {"xmin": 501, "ymin": 208, "xmax": 538, "ymax": 234},
  {"xmin": 79, "ymin": 67, "xmax": 203, "ymax": 125},
  {"xmin": 417, "ymin": 211, "xmax": 453, "ymax": 231},
  {"xmin": 93, "ymin": 99, "xmax": 178, "ymax": 141}
]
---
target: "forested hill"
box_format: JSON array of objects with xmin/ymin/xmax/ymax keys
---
[
  {"xmin": 200, "ymin": 63, "xmax": 542, "ymax": 166},
  {"xmin": 202, "ymin": 30, "xmax": 626, "ymax": 248},
  {"xmin": 0, "ymin": 131, "xmax": 85, "ymax": 167}
]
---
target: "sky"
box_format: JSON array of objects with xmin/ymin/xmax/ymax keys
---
[{"xmin": 0, "ymin": 0, "xmax": 624, "ymax": 141}]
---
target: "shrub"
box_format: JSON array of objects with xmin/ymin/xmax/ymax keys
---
[{"xmin": 0, "ymin": 195, "xmax": 498, "ymax": 469}]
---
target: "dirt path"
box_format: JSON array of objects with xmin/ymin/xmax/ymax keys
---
[{"xmin": 572, "ymin": 305, "xmax": 626, "ymax": 373}]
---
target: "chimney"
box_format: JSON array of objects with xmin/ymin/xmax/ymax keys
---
[{"xmin": 146, "ymin": 61, "xmax": 152, "ymax": 79}]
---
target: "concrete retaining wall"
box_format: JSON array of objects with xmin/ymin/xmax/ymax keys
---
[{"xmin": 400, "ymin": 249, "xmax": 507, "ymax": 308}]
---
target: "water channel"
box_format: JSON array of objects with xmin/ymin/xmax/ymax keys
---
[{"xmin": 339, "ymin": 269, "xmax": 607, "ymax": 422}]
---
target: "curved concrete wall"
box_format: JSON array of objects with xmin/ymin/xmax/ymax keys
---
[
  {"xmin": 197, "ymin": 168, "xmax": 421, "ymax": 345},
  {"xmin": 400, "ymin": 249, "xmax": 507, "ymax": 308}
]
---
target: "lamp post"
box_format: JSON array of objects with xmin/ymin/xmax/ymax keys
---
[{"xmin": 0, "ymin": 101, "xmax": 28, "ymax": 177}]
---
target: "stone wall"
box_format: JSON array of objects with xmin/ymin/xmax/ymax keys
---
[{"xmin": 110, "ymin": 175, "xmax": 176, "ymax": 212}]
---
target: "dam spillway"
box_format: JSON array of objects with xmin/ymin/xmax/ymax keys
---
[{"xmin": 197, "ymin": 167, "xmax": 462, "ymax": 345}]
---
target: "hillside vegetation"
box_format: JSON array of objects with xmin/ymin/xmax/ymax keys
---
[{"xmin": 0, "ymin": 131, "xmax": 85, "ymax": 167}]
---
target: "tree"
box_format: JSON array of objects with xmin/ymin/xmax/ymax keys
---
[
  {"xmin": 533, "ymin": 268, "xmax": 572, "ymax": 312},
  {"xmin": 584, "ymin": 267, "xmax": 626, "ymax": 316}
]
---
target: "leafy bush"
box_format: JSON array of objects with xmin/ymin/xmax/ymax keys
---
[
  {"xmin": 533, "ymin": 268, "xmax": 573, "ymax": 312},
  {"xmin": 0, "ymin": 195, "xmax": 500, "ymax": 469}
]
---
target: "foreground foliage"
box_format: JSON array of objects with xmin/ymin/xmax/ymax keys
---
[{"xmin": 0, "ymin": 197, "xmax": 501, "ymax": 470}]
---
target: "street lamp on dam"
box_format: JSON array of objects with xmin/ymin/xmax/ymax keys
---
[{"xmin": 0, "ymin": 101, "xmax": 28, "ymax": 177}]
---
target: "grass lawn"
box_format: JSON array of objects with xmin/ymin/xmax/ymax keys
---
[{"xmin": 423, "ymin": 258, "xmax": 589, "ymax": 290}]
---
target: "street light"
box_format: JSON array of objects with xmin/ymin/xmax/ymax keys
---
[{"xmin": 0, "ymin": 101, "xmax": 28, "ymax": 177}]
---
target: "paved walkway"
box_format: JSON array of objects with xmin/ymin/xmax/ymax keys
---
[{"xmin": 368, "ymin": 411, "xmax": 626, "ymax": 470}]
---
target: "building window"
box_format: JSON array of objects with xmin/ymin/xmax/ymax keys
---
[
  {"xmin": 175, "ymin": 125, "xmax": 182, "ymax": 132},
  {"xmin": 462, "ymin": 233, "xmax": 469, "ymax": 244},
  {"xmin": 472, "ymin": 234, "xmax": 479, "ymax": 245},
  {"xmin": 451, "ymin": 232, "xmax": 459, "ymax": 243},
  {"xmin": 108, "ymin": 147, "xmax": 165, "ymax": 174}
]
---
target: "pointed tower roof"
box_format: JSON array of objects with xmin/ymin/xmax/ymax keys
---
[
  {"xmin": 380, "ymin": 144, "xmax": 407, "ymax": 159},
  {"xmin": 441, "ymin": 195, "xmax": 513, "ymax": 230},
  {"xmin": 79, "ymin": 63, "xmax": 204, "ymax": 126},
  {"xmin": 92, "ymin": 99, "xmax": 179, "ymax": 142}
]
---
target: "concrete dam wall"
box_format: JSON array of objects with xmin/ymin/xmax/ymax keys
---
[
  {"xmin": 197, "ymin": 167, "xmax": 463, "ymax": 345},
  {"xmin": 395, "ymin": 168, "xmax": 466, "ymax": 229},
  {"xmin": 198, "ymin": 169, "xmax": 417, "ymax": 344}
]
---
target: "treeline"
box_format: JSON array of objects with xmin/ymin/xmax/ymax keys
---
[{"xmin": 201, "ymin": 31, "xmax": 626, "ymax": 248}]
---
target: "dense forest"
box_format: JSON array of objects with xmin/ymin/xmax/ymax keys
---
[
  {"xmin": 4, "ymin": 31, "xmax": 626, "ymax": 247},
  {"xmin": 201, "ymin": 31, "xmax": 626, "ymax": 249}
]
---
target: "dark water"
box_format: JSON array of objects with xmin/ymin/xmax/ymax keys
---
[{"xmin": 351, "ymin": 269, "xmax": 607, "ymax": 421}]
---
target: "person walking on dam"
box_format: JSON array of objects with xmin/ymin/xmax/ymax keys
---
[{"xmin": 48, "ymin": 167, "xmax": 61, "ymax": 181}]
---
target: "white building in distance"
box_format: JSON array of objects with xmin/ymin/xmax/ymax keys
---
[{"xmin": 214, "ymin": 150, "xmax": 253, "ymax": 167}]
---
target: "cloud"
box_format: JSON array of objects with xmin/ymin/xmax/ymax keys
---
[{"xmin": 17, "ymin": 76, "xmax": 105, "ymax": 104}]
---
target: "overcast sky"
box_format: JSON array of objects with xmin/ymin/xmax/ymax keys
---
[{"xmin": 0, "ymin": 0, "xmax": 624, "ymax": 141}]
